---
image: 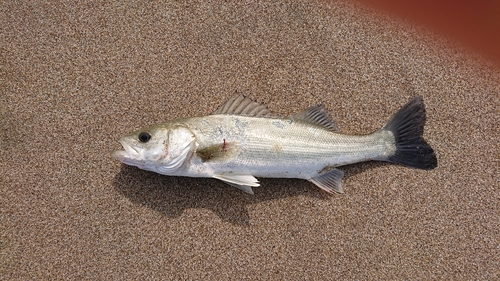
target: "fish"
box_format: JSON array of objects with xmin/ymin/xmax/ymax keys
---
[{"xmin": 112, "ymin": 95, "xmax": 437, "ymax": 194}]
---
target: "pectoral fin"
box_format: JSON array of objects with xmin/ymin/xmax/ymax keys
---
[
  {"xmin": 309, "ymin": 168, "xmax": 344, "ymax": 194},
  {"xmin": 213, "ymin": 174, "xmax": 260, "ymax": 194},
  {"xmin": 196, "ymin": 141, "xmax": 239, "ymax": 163}
]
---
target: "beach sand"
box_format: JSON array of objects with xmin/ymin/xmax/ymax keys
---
[{"xmin": 2, "ymin": 0, "xmax": 498, "ymax": 279}]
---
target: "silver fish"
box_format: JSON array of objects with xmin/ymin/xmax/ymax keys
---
[{"xmin": 112, "ymin": 95, "xmax": 437, "ymax": 194}]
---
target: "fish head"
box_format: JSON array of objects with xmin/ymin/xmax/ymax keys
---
[{"xmin": 111, "ymin": 124, "xmax": 196, "ymax": 175}]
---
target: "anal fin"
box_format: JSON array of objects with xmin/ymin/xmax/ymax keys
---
[
  {"xmin": 309, "ymin": 168, "xmax": 344, "ymax": 194},
  {"xmin": 213, "ymin": 174, "xmax": 260, "ymax": 194}
]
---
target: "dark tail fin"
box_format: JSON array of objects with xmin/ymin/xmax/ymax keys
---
[{"xmin": 383, "ymin": 96, "xmax": 437, "ymax": 170}]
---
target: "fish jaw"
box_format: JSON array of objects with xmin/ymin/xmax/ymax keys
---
[
  {"xmin": 111, "ymin": 141, "xmax": 164, "ymax": 172},
  {"xmin": 111, "ymin": 139, "xmax": 144, "ymax": 167}
]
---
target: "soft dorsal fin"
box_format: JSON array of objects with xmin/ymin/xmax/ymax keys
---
[
  {"xmin": 212, "ymin": 95, "xmax": 278, "ymax": 117},
  {"xmin": 291, "ymin": 104, "xmax": 338, "ymax": 131}
]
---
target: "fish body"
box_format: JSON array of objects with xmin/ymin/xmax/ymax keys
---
[{"xmin": 112, "ymin": 95, "xmax": 437, "ymax": 194}]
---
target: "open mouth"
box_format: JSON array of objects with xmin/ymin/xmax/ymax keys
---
[{"xmin": 111, "ymin": 140, "xmax": 139, "ymax": 163}]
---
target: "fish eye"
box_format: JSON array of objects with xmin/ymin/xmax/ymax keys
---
[{"xmin": 138, "ymin": 132, "xmax": 151, "ymax": 143}]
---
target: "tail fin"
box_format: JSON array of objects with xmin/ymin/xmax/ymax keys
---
[{"xmin": 383, "ymin": 97, "xmax": 437, "ymax": 170}]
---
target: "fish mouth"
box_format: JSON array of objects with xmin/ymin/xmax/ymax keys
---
[{"xmin": 111, "ymin": 140, "xmax": 140, "ymax": 163}]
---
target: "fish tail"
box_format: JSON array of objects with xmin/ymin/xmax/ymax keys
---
[{"xmin": 383, "ymin": 96, "xmax": 437, "ymax": 169}]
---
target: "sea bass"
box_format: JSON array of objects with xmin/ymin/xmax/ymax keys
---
[{"xmin": 112, "ymin": 95, "xmax": 437, "ymax": 194}]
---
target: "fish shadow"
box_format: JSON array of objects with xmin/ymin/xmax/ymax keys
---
[{"xmin": 112, "ymin": 162, "xmax": 387, "ymax": 225}]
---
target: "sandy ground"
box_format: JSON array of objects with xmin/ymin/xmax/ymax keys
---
[{"xmin": 2, "ymin": 0, "xmax": 499, "ymax": 279}]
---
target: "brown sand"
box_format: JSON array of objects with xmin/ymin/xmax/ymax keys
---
[{"xmin": 1, "ymin": 0, "xmax": 499, "ymax": 279}]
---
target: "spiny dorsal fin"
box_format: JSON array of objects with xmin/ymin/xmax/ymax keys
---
[
  {"xmin": 212, "ymin": 95, "xmax": 278, "ymax": 117},
  {"xmin": 291, "ymin": 104, "xmax": 338, "ymax": 131}
]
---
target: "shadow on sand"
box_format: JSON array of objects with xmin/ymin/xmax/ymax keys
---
[{"xmin": 112, "ymin": 162, "xmax": 387, "ymax": 225}]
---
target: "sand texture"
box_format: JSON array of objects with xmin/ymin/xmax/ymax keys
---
[{"xmin": 2, "ymin": 0, "xmax": 499, "ymax": 279}]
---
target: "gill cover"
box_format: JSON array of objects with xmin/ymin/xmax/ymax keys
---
[{"xmin": 156, "ymin": 126, "xmax": 196, "ymax": 174}]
